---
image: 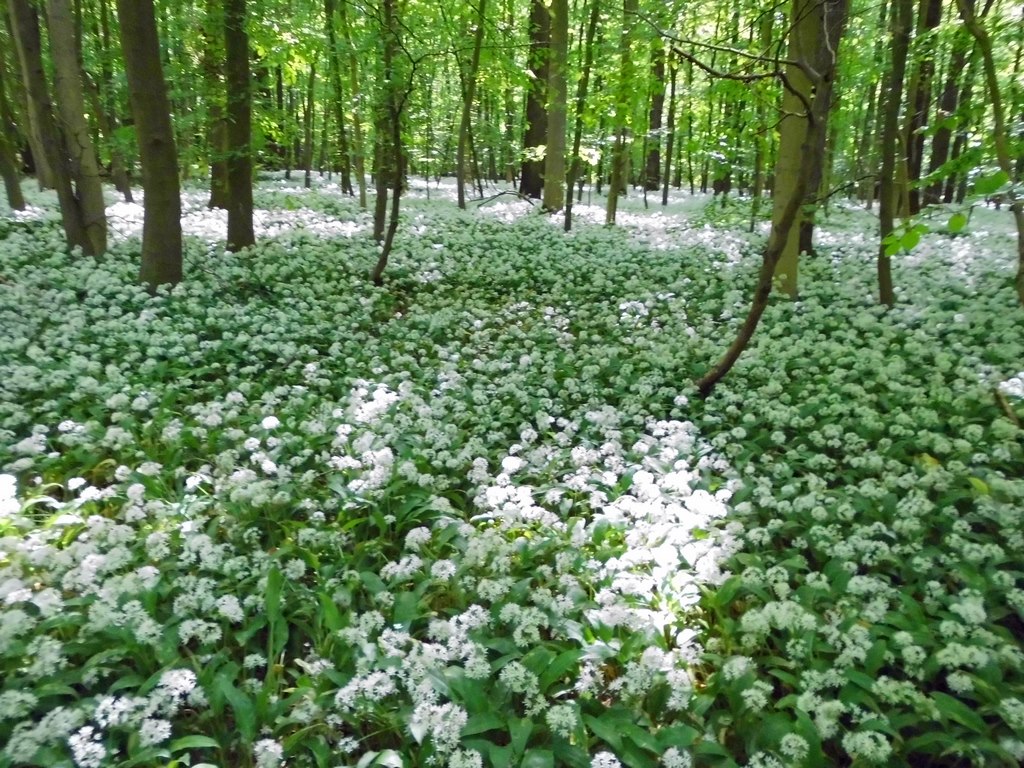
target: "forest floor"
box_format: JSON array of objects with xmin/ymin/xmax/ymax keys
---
[{"xmin": 1, "ymin": 175, "xmax": 1022, "ymax": 768}]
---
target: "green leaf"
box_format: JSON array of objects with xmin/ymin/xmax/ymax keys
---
[
  {"xmin": 974, "ymin": 170, "xmax": 1009, "ymax": 196},
  {"xmin": 584, "ymin": 714, "xmax": 623, "ymax": 750},
  {"xmin": 931, "ymin": 692, "xmax": 987, "ymax": 732},
  {"xmin": 213, "ymin": 674, "xmax": 256, "ymax": 744},
  {"xmin": 656, "ymin": 725, "xmax": 699, "ymax": 750},
  {"xmin": 521, "ymin": 749, "xmax": 554, "ymax": 768},
  {"xmin": 538, "ymin": 649, "xmax": 582, "ymax": 692},
  {"xmin": 900, "ymin": 228, "xmax": 921, "ymax": 252},
  {"xmin": 360, "ymin": 571, "xmax": 388, "ymax": 595},
  {"xmin": 947, "ymin": 212, "xmax": 968, "ymax": 233},
  {"xmin": 170, "ymin": 735, "xmax": 222, "ymax": 752},
  {"xmin": 462, "ymin": 712, "xmax": 506, "ymax": 737},
  {"xmin": 509, "ymin": 717, "xmax": 533, "ymax": 757}
]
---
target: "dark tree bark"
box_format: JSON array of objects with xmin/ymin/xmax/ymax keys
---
[
  {"xmin": 370, "ymin": 0, "xmax": 402, "ymax": 285},
  {"xmin": 923, "ymin": 27, "xmax": 971, "ymax": 206},
  {"xmin": 0, "ymin": 51, "xmax": 25, "ymax": 210},
  {"xmin": 115, "ymin": 0, "xmax": 182, "ymax": 288},
  {"xmin": 542, "ymin": 0, "xmax": 567, "ymax": 211},
  {"xmin": 519, "ymin": 0, "xmax": 549, "ymax": 199},
  {"xmin": 904, "ymin": 0, "xmax": 943, "ymax": 214},
  {"xmin": 302, "ymin": 63, "xmax": 316, "ymax": 189},
  {"xmin": 202, "ymin": 0, "xmax": 228, "ymax": 209},
  {"xmin": 224, "ymin": 0, "xmax": 254, "ymax": 251},
  {"xmin": 644, "ymin": 43, "xmax": 666, "ymax": 192},
  {"xmin": 661, "ymin": 51, "xmax": 677, "ymax": 207}
]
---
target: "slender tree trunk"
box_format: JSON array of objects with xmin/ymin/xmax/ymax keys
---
[
  {"xmin": 203, "ymin": 0, "xmax": 228, "ymax": 209},
  {"xmin": 8, "ymin": 0, "xmax": 90, "ymax": 250},
  {"xmin": 371, "ymin": 0, "xmax": 401, "ymax": 285},
  {"xmin": 224, "ymin": 0, "xmax": 254, "ymax": 251},
  {"xmin": 95, "ymin": 0, "xmax": 132, "ymax": 202},
  {"xmin": 924, "ymin": 28, "xmax": 971, "ymax": 205},
  {"xmin": 661, "ymin": 51, "xmax": 677, "ymax": 207},
  {"xmin": 957, "ymin": 0, "xmax": 1024, "ymax": 306},
  {"xmin": 336, "ymin": 0, "xmax": 363, "ymax": 204},
  {"xmin": 903, "ymin": 0, "xmax": 943, "ymax": 215},
  {"xmin": 877, "ymin": 0, "xmax": 913, "ymax": 306},
  {"xmin": 324, "ymin": 0, "xmax": 353, "ymax": 195},
  {"xmin": 606, "ymin": 0, "xmax": 637, "ymax": 226},
  {"xmin": 457, "ymin": 0, "xmax": 487, "ymax": 210},
  {"xmin": 302, "ymin": 63, "xmax": 316, "ymax": 189},
  {"xmin": 542, "ymin": 0, "xmax": 567, "ymax": 211},
  {"xmin": 697, "ymin": 0, "xmax": 849, "ymax": 396},
  {"xmin": 115, "ymin": 0, "xmax": 182, "ymax": 288},
  {"xmin": 564, "ymin": 0, "xmax": 600, "ymax": 230},
  {"xmin": 520, "ymin": 0, "xmax": 549, "ymax": 198}
]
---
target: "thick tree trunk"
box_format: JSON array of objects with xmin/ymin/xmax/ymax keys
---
[
  {"xmin": 115, "ymin": 0, "xmax": 182, "ymax": 288},
  {"xmin": 224, "ymin": 0, "xmax": 255, "ymax": 251},
  {"xmin": 519, "ymin": 0, "xmax": 549, "ymax": 198},
  {"xmin": 878, "ymin": 0, "xmax": 914, "ymax": 306},
  {"xmin": 457, "ymin": 0, "xmax": 487, "ymax": 209},
  {"xmin": 46, "ymin": 0, "xmax": 107, "ymax": 255},
  {"xmin": 772, "ymin": 0, "xmax": 845, "ymax": 297},
  {"xmin": 0, "ymin": 55, "xmax": 25, "ymax": 210},
  {"xmin": 541, "ymin": 0, "xmax": 567, "ymax": 211},
  {"xmin": 8, "ymin": 0, "xmax": 90, "ymax": 250}
]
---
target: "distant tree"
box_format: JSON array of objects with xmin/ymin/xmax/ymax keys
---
[
  {"xmin": 541, "ymin": 0, "xmax": 567, "ymax": 212},
  {"xmin": 520, "ymin": 0, "xmax": 549, "ymax": 199},
  {"xmin": 115, "ymin": 0, "xmax": 183, "ymax": 288}
]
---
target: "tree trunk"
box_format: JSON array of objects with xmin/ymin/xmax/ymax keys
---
[
  {"xmin": 324, "ymin": 0, "xmax": 353, "ymax": 196},
  {"xmin": 457, "ymin": 0, "xmax": 487, "ymax": 209},
  {"xmin": 202, "ymin": 0, "xmax": 228, "ymax": 209},
  {"xmin": 371, "ymin": 0, "xmax": 401, "ymax": 285},
  {"xmin": 564, "ymin": 0, "xmax": 600, "ymax": 231},
  {"xmin": 923, "ymin": 27, "xmax": 971, "ymax": 206},
  {"xmin": 772, "ymin": 0, "xmax": 845, "ymax": 297},
  {"xmin": 606, "ymin": 0, "xmax": 637, "ymax": 226},
  {"xmin": 302, "ymin": 64, "xmax": 316, "ymax": 189},
  {"xmin": 0, "ymin": 53, "xmax": 25, "ymax": 210},
  {"xmin": 957, "ymin": 0, "xmax": 1024, "ymax": 306},
  {"xmin": 877, "ymin": 0, "xmax": 914, "ymax": 306},
  {"xmin": 903, "ymin": 0, "xmax": 943, "ymax": 215},
  {"xmin": 519, "ymin": 0, "xmax": 549, "ymax": 198},
  {"xmin": 224, "ymin": 0, "xmax": 254, "ymax": 251},
  {"xmin": 696, "ymin": 0, "xmax": 849, "ymax": 397},
  {"xmin": 115, "ymin": 0, "xmax": 182, "ymax": 288},
  {"xmin": 93, "ymin": 0, "xmax": 132, "ymax": 202},
  {"xmin": 644, "ymin": 43, "xmax": 665, "ymax": 192},
  {"xmin": 45, "ymin": 0, "xmax": 107, "ymax": 255},
  {"xmin": 661, "ymin": 50, "xmax": 677, "ymax": 207},
  {"xmin": 541, "ymin": 0, "xmax": 567, "ymax": 212},
  {"xmin": 8, "ymin": 0, "xmax": 90, "ymax": 250},
  {"xmin": 337, "ymin": 0, "xmax": 364, "ymax": 205}
]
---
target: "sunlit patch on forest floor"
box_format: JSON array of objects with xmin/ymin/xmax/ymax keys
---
[{"xmin": 0, "ymin": 177, "xmax": 1022, "ymax": 767}]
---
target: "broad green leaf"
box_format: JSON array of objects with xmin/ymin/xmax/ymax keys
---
[
  {"xmin": 974, "ymin": 170, "xmax": 1009, "ymax": 196},
  {"xmin": 462, "ymin": 712, "xmax": 505, "ymax": 737},
  {"xmin": 509, "ymin": 717, "xmax": 533, "ymax": 757},
  {"xmin": 947, "ymin": 212, "xmax": 968, "ymax": 233},
  {"xmin": 900, "ymin": 228, "xmax": 921, "ymax": 251},
  {"xmin": 584, "ymin": 713, "xmax": 623, "ymax": 750},
  {"xmin": 538, "ymin": 649, "xmax": 582, "ymax": 692}
]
